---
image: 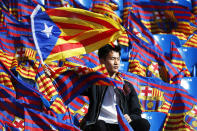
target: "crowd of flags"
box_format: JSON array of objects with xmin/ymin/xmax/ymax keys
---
[{"xmin": 1, "ymin": 0, "xmax": 197, "ymax": 130}]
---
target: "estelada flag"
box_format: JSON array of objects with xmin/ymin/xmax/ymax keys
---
[{"xmin": 31, "ymin": 5, "xmax": 124, "ymax": 63}]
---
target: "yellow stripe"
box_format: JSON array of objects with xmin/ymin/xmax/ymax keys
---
[
  {"xmin": 37, "ymin": 76, "xmax": 58, "ymax": 97},
  {"xmin": 16, "ymin": 66, "xmax": 36, "ymax": 79},
  {"xmin": 54, "ymin": 7, "xmax": 123, "ymax": 30},
  {"xmin": 56, "ymin": 29, "xmax": 112, "ymax": 46},
  {"xmin": 56, "ymin": 26, "xmax": 123, "ymax": 46},
  {"xmin": 51, "ymin": 15, "xmax": 108, "ymax": 30},
  {"xmin": 50, "ymin": 98, "xmax": 66, "ymax": 114},
  {"xmin": 45, "ymin": 29, "xmax": 122, "ymax": 62}
]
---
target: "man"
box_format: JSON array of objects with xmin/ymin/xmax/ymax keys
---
[{"xmin": 80, "ymin": 44, "xmax": 150, "ymax": 131}]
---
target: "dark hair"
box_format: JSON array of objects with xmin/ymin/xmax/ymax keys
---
[{"xmin": 98, "ymin": 44, "xmax": 121, "ymax": 60}]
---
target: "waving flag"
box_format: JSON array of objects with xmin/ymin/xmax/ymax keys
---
[
  {"xmin": 120, "ymin": 71, "xmax": 181, "ymax": 113},
  {"xmin": 0, "ymin": 82, "xmax": 80, "ymax": 131},
  {"xmin": 124, "ymin": 10, "xmax": 162, "ymax": 51},
  {"xmin": 31, "ymin": 5, "xmax": 124, "ymax": 63},
  {"xmin": 68, "ymin": 96, "xmax": 89, "ymax": 123},
  {"xmin": 192, "ymin": 0, "xmax": 197, "ymax": 16},
  {"xmin": 92, "ymin": 0, "xmax": 122, "ymax": 23},
  {"xmin": 183, "ymin": 32, "xmax": 197, "ymax": 48},
  {"xmin": 116, "ymin": 105, "xmax": 133, "ymax": 131},
  {"xmin": 2, "ymin": 10, "xmax": 31, "ymax": 37},
  {"xmin": 132, "ymin": 1, "xmax": 195, "ymax": 40},
  {"xmin": 127, "ymin": 31, "xmax": 181, "ymax": 83},
  {"xmin": 0, "ymin": 60, "xmax": 45, "ymax": 111},
  {"xmin": 24, "ymin": 108, "xmax": 81, "ymax": 131},
  {"xmin": 65, "ymin": 52, "xmax": 100, "ymax": 68},
  {"xmin": 170, "ymin": 41, "xmax": 191, "ymax": 84},
  {"xmin": 164, "ymin": 90, "xmax": 197, "ymax": 130},
  {"xmin": 52, "ymin": 65, "xmax": 123, "ymax": 105}
]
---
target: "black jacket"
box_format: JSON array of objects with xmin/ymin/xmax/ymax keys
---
[{"xmin": 80, "ymin": 80, "xmax": 142, "ymax": 129}]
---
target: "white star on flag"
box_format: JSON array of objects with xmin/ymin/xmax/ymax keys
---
[{"xmin": 41, "ymin": 23, "xmax": 53, "ymax": 38}]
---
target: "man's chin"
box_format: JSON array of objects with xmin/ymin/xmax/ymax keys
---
[{"xmin": 112, "ymin": 70, "xmax": 119, "ymax": 74}]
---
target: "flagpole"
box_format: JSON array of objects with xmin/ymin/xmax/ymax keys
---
[{"xmin": 31, "ymin": 5, "xmax": 45, "ymax": 65}]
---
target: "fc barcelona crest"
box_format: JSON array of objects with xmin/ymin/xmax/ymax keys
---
[
  {"xmin": 139, "ymin": 86, "xmax": 165, "ymax": 111},
  {"xmin": 12, "ymin": 117, "xmax": 24, "ymax": 130},
  {"xmin": 152, "ymin": 10, "xmax": 177, "ymax": 33},
  {"xmin": 184, "ymin": 105, "xmax": 197, "ymax": 130}
]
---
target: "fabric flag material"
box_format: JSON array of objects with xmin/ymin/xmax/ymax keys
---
[
  {"xmin": 164, "ymin": 90, "xmax": 197, "ymax": 130},
  {"xmin": 120, "ymin": 71, "xmax": 183, "ymax": 113},
  {"xmin": 116, "ymin": 105, "xmax": 133, "ymax": 131},
  {"xmin": 127, "ymin": 31, "xmax": 180, "ymax": 83},
  {"xmin": 131, "ymin": 1, "xmax": 195, "ymax": 40},
  {"xmin": 92, "ymin": 0, "xmax": 122, "ymax": 23},
  {"xmin": 124, "ymin": 10, "xmax": 162, "ymax": 51},
  {"xmin": 0, "ymin": 82, "xmax": 80, "ymax": 131},
  {"xmin": 183, "ymin": 32, "xmax": 197, "ymax": 48},
  {"xmin": 123, "ymin": 0, "xmax": 133, "ymax": 24},
  {"xmin": 0, "ymin": 60, "xmax": 44, "ymax": 111},
  {"xmin": 2, "ymin": 10, "xmax": 31, "ymax": 38},
  {"xmin": 31, "ymin": 5, "xmax": 124, "ymax": 63},
  {"xmin": 51, "ymin": 65, "xmax": 123, "ymax": 105},
  {"xmin": 170, "ymin": 41, "xmax": 191, "ymax": 84},
  {"xmin": 24, "ymin": 108, "xmax": 81, "ymax": 131},
  {"xmin": 65, "ymin": 52, "xmax": 100, "ymax": 68},
  {"xmin": 68, "ymin": 96, "xmax": 89, "ymax": 123},
  {"xmin": 192, "ymin": 0, "xmax": 197, "ymax": 16}
]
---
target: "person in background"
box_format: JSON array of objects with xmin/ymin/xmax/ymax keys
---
[{"xmin": 80, "ymin": 44, "xmax": 150, "ymax": 131}]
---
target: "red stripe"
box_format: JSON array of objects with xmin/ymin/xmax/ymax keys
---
[
  {"xmin": 0, "ymin": 85, "xmax": 15, "ymax": 97},
  {"xmin": 0, "ymin": 38, "xmax": 15, "ymax": 51},
  {"xmin": 7, "ymin": 25, "xmax": 30, "ymax": 32},
  {"xmin": 55, "ymin": 21, "xmax": 93, "ymax": 30},
  {"xmin": 0, "ymin": 98, "xmax": 24, "ymax": 118},
  {"xmin": 128, "ymin": 16, "xmax": 157, "ymax": 46},
  {"xmin": 93, "ymin": 5, "xmax": 116, "ymax": 15},
  {"xmin": 75, "ymin": 97, "xmax": 86, "ymax": 105},
  {"xmin": 124, "ymin": 74, "xmax": 176, "ymax": 92},
  {"xmin": 51, "ymin": 28, "xmax": 118, "ymax": 54},
  {"xmin": 57, "ymin": 71, "xmax": 78, "ymax": 96},
  {"xmin": 69, "ymin": 101, "xmax": 82, "ymax": 110},
  {"xmin": 63, "ymin": 74, "xmax": 112, "ymax": 103},
  {"xmin": 24, "ymin": 110, "xmax": 78, "ymax": 130},
  {"xmin": 17, "ymin": 70, "xmax": 35, "ymax": 78},
  {"xmin": 52, "ymin": 100, "xmax": 65, "ymax": 113},
  {"xmin": 47, "ymin": 8, "xmax": 116, "ymax": 29},
  {"xmin": 39, "ymin": 78, "xmax": 57, "ymax": 97}
]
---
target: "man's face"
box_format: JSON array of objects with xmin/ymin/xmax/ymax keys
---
[{"xmin": 100, "ymin": 50, "xmax": 120, "ymax": 76}]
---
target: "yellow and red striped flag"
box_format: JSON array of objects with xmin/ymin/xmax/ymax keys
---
[{"xmin": 31, "ymin": 6, "xmax": 124, "ymax": 63}]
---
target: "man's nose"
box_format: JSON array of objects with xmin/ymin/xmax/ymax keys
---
[{"xmin": 114, "ymin": 59, "xmax": 119, "ymax": 64}]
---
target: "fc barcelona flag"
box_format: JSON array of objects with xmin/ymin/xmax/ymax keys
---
[
  {"xmin": 31, "ymin": 5, "xmax": 124, "ymax": 63},
  {"xmin": 116, "ymin": 105, "xmax": 133, "ymax": 131}
]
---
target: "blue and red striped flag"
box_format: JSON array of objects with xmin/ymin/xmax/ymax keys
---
[
  {"xmin": 0, "ymin": 60, "xmax": 44, "ymax": 111},
  {"xmin": 127, "ymin": 31, "xmax": 181, "ymax": 83},
  {"xmin": 124, "ymin": 10, "xmax": 162, "ymax": 51},
  {"xmin": 44, "ymin": 0, "xmax": 64, "ymax": 8},
  {"xmin": 170, "ymin": 41, "xmax": 191, "ymax": 84},
  {"xmin": 183, "ymin": 31, "xmax": 197, "ymax": 48},
  {"xmin": 0, "ymin": 82, "xmax": 80, "ymax": 130},
  {"xmin": 68, "ymin": 96, "xmax": 89, "ymax": 123},
  {"xmin": 2, "ymin": 10, "xmax": 31, "ymax": 37},
  {"xmin": 123, "ymin": 0, "xmax": 133, "ymax": 24},
  {"xmin": 31, "ymin": 5, "xmax": 124, "ymax": 63},
  {"xmin": 164, "ymin": 90, "xmax": 197, "ymax": 130},
  {"xmin": 52, "ymin": 65, "xmax": 123, "ymax": 105},
  {"xmin": 131, "ymin": 1, "xmax": 195, "ymax": 40},
  {"xmin": 116, "ymin": 105, "xmax": 133, "ymax": 131},
  {"xmin": 81, "ymin": 52, "xmax": 100, "ymax": 68},
  {"xmin": 192, "ymin": 0, "xmax": 197, "ymax": 16},
  {"xmin": 24, "ymin": 107, "xmax": 81, "ymax": 131}
]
